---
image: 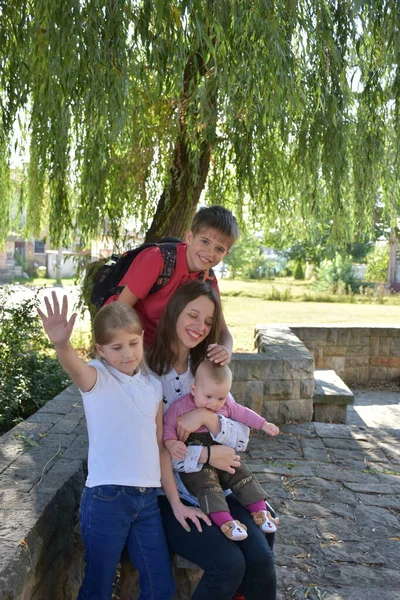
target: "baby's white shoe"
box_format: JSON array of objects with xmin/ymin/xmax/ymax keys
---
[
  {"xmin": 251, "ymin": 510, "xmax": 278, "ymax": 533},
  {"xmin": 220, "ymin": 519, "xmax": 248, "ymax": 541}
]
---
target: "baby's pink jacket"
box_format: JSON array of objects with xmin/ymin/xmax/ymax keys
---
[{"xmin": 163, "ymin": 392, "xmax": 266, "ymax": 441}]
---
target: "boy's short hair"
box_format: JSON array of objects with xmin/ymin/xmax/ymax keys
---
[
  {"xmin": 191, "ymin": 205, "xmax": 240, "ymax": 244},
  {"xmin": 196, "ymin": 360, "xmax": 232, "ymax": 387}
]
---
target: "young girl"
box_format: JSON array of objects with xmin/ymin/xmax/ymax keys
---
[
  {"xmin": 38, "ymin": 292, "xmax": 208, "ymax": 600},
  {"xmin": 148, "ymin": 281, "xmax": 277, "ymax": 600}
]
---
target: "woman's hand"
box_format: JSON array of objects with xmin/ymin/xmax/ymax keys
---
[
  {"xmin": 207, "ymin": 343, "xmax": 231, "ymax": 366},
  {"xmin": 176, "ymin": 408, "xmax": 211, "ymax": 442},
  {"xmin": 37, "ymin": 292, "xmax": 77, "ymax": 347},
  {"xmin": 171, "ymin": 500, "xmax": 212, "ymax": 533},
  {"xmin": 207, "ymin": 445, "xmax": 241, "ymax": 474}
]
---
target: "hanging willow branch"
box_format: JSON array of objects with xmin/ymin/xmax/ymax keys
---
[{"xmin": 0, "ymin": 0, "xmax": 399, "ymax": 246}]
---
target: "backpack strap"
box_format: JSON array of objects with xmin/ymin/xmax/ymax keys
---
[
  {"xmin": 198, "ymin": 268, "xmax": 215, "ymax": 284},
  {"xmin": 149, "ymin": 243, "xmax": 178, "ymax": 294}
]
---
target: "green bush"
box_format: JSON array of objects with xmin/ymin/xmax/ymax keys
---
[
  {"xmin": 365, "ymin": 244, "xmax": 389, "ymax": 283},
  {"xmin": 293, "ymin": 262, "xmax": 305, "ymax": 280},
  {"xmin": 37, "ymin": 266, "xmax": 47, "ymax": 278},
  {"xmin": 0, "ymin": 287, "xmax": 70, "ymax": 433},
  {"xmin": 314, "ymin": 254, "xmax": 357, "ymax": 293}
]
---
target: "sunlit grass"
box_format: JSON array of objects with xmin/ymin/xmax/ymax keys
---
[
  {"xmin": 22, "ymin": 277, "xmax": 400, "ymax": 355},
  {"xmin": 222, "ymin": 295, "xmax": 400, "ymax": 352},
  {"xmin": 26, "ymin": 277, "xmax": 78, "ymax": 287}
]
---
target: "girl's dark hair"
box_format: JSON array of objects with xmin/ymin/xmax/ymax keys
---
[{"xmin": 147, "ymin": 280, "xmax": 222, "ymax": 376}]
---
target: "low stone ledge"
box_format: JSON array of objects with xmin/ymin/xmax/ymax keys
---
[
  {"xmin": 0, "ymin": 385, "xmax": 85, "ymax": 600},
  {"xmin": 251, "ymin": 326, "xmax": 315, "ymax": 424}
]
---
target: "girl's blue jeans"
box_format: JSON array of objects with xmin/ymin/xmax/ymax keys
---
[{"xmin": 77, "ymin": 485, "xmax": 175, "ymax": 600}]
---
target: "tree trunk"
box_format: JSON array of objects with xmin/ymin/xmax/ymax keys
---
[
  {"xmin": 145, "ymin": 43, "xmax": 217, "ymax": 243},
  {"xmin": 145, "ymin": 136, "xmax": 212, "ymax": 242},
  {"xmin": 55, "ymin": 247, "xmax": 63, "ymax": 285},
  {"xmin": 387, "ymin": 229, "xmax": 398, "ymax": 289}
]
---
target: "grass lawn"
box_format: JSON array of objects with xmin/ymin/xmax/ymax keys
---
[
  {"xmin": 219, "ymin": 279, "xmax": 400, "ymax": 352},
  {"xmin": 14, "ymin": 276, "xmax": 399, "ymax": 354},
  {"xmin": 26, "ymin": 277, "xmax": 77, "ymax": 287},
  {"xmin": 219, "ymin": 277, "xmax": 311, "ymax": 298},
  {"xmin": 223, "ymin": 297, "xmax": 400, "ymax": 352}
]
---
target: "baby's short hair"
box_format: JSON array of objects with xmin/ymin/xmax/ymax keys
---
[
  {"xmin": 195, "ymin": 360, "xmax": 232, "ymax": 387},
  {"xmin": 191, "ymin": 205, "xmax": 240, "ymax": 244}
]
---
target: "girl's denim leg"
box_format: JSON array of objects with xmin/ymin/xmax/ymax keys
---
[
  {"xmin": 159, "ymin": 496, "xmax": 245, "ymax": 600},
  {"xmin": 77, "ymin": 486, "xmax": 132, "ymax": 600},
  {"xmin": 125, "ymin": 489, "xmax": 175, "ymax": 600},
  {"xmin": 78, "ymin": 486, "xmax": 174, "ymax": 600}
]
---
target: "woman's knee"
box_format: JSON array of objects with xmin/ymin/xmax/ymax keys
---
[
  {"xmin": 220, "ymin": 549, "xmax": 246, "ymax": 579},
  {"xmin": 200, "ymin": 550, "xmax": 245, "ymax": 598},
  {"xmin": 201, "ymin": 544, "xmax": 246, "ymax": 583},
  {"xmin": 246, "ymin": 548, "xmax": 275, "ymax": 583}
]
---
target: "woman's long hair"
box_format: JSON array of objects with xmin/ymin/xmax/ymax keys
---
[{"xmin": 147, "ymin": 280, "xmax": 222, "ymax": 376}]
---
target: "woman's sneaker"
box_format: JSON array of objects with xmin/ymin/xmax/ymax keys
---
[
  {"xmin": 251, "ymin": 510, "xmax": 279, "ymax": 533},
  {"xmin": 220, "ymin": 520, "xmax": 248, "ymax": 541}
]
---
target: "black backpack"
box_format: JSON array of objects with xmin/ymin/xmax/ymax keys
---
[{"xmin": 90, "ymin": 240, "xmax": 215, "ymax": 311}]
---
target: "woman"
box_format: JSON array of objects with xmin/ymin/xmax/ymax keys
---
[{"xmin": 148, "ymin": 280, "xmax": 277, "ymax": 600}]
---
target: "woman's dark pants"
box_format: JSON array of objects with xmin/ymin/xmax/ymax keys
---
[{"xmin": 158, "ymin": 494, "xmax": 277, "ymax": 600}]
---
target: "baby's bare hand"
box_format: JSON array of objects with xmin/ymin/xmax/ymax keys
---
[
  {"xmin": 165, "ymin": 440, "xmax": 187, "ymax": 460},
  {"xmin": 262, "ymin": 422, "xmax": 280, "ymax": 436}
]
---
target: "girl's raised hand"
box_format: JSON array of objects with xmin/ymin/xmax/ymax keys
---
[{"xmin": 37, "ymin": 292, "xmax": 77, "ymax": 347}]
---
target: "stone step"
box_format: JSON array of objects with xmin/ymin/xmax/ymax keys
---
[
  {"xmin": 313, "ymin": 369, "xmax": 354, "ymax": 424},
  {"xmin": 314, "ymin": 369, "xmax": 355, "ymax": 405}
]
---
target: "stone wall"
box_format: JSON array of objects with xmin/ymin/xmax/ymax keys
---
[
  {"xmin": 0, "ymin": 386, "xmax": 86, "ymax": 600},
  {"xmin": 232, "ymin": 327, "xmax": 315, "ymax": 424},
  {"xmin": 289, "ymin": 326, "xmax": 400, "ymax": 384}
]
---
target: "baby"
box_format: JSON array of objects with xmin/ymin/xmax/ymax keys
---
[{"xmin": 163, "ymin": 360, "xmax": 280, "ymax": 541}]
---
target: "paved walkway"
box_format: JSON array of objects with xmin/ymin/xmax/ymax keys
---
[
  {"xmin": 347, "ymin": 388, "xmax": 400, "ymax": 438},
  {"xmin": 244, "ymin": 411, "xmax": 400, "ymax": 600}
]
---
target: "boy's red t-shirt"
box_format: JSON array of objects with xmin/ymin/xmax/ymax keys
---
[{"xmin": 105, "ymin": 242, "xmax": 219, "ymax": 347}]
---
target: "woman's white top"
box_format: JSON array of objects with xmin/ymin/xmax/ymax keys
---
[
  {"xmin": 158, "ymin": 364, "xmax": 250, "ymax": 505},
  {"xmin": 80, "ymin": 359, "xmax": 162, "ymax": 488}
]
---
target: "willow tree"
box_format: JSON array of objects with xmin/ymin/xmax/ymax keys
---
[{"xmin": 0, "ymin": 0, "xmax": 399, "ymax": 252}]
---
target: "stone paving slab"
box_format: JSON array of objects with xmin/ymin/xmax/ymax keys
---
[{"xmin": 245, "ymin": 422, "xmax": 400, "ymax": 600}]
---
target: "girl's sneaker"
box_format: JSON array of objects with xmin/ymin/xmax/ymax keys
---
[
  {"xmin": 251, "ymin": 510, "xmax": 279, "ymax": 533},
  {"xmin": 220, "ymin": 520, "xmax": 248, "ymax": 541}
]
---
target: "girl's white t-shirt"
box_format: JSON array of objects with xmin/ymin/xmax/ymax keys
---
[{"xmin": 80, "ymin": 359, "xmax": 162, "ymax": 488}]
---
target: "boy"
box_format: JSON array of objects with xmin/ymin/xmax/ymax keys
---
[
  {"xmin": 106, "ymin": 205, "xmax": 239, "ymax": 361},
  {"xmin": 163, "ymin": 360, "xmax": 280, "ymax": 541}
]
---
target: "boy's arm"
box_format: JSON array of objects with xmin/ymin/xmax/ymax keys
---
[
  {"xmin": 117, "ymin": 286, "xmax": 139, "ymax": 308},
  {"xmin": 207, "ymin": 311, "xmax": 233, "ymax": 366},
  {"xmin": 37, "ymin": 293, "xmax": 96, "ymax": 392},
  {"xmin": 117, "ymin": 246, "xmax": 164, "ymax": 307}
]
